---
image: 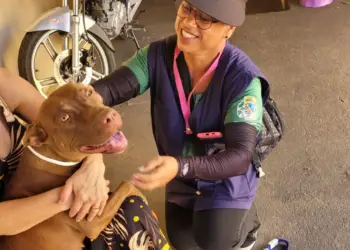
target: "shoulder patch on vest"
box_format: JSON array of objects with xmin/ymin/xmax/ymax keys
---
[{"xmin": 237, "ymin": 96, "xmax": 257, "ymax": 120}]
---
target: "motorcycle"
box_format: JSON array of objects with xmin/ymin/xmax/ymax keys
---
[{"xmin": 17, "ymin": 0, "xmax": 145, "ymax": 98}]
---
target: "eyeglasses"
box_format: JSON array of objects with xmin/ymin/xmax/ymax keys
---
[{"xmin": 177, "ymin": 1, "xmax": 219, "ymax": 30}]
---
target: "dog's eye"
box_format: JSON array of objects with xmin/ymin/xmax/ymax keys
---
[
  {"xmin": 61, "ymin": 114, "xmax": 70, "ymax": 122},
  {"xmin": 87, "ymin": 89, "xmax": 93, "ymax": 97}
]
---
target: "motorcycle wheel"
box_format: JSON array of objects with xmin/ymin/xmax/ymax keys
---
[{"xmin": 18, "ymin": 30, "xmax": 117, "ymax": 98}]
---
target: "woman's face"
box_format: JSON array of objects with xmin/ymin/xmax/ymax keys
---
[{"xmin": 175, "ymin": 1, "xmax": 235, "ymax": 54}]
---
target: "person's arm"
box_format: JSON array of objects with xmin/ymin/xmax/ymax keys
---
[
  {"xmin": 0, "ymin": 70, "xmax": 73, "ymax": 235},
  {"xmin": 0, "ymin": 187, "xmax": 72, "ymax": 236},
  {"xmin": 176, "ymin": 77, "xmax": 263, "ymax": 180},
  {"xmin": 92, "ymin": 45, "xmax": 150, "ymax": 107},
  {"xmin": 131, "ymin": 78, "xmax": 264, "ymax": 190},
  {"xmin": 0, "ymin": 68, "xmax": 44, "ymax": 122}
]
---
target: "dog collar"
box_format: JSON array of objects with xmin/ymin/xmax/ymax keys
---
[{"xmin": 27, "ymin": 146, "xmax": 80, "ymax": 167}]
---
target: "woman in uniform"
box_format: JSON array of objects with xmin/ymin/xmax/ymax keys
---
[{"xmin": 93, "ymin": 0, "xmax": 270, "ymax": 249}]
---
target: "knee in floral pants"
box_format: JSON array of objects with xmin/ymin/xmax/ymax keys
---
[{"xmin": 84, "ymin": 196, "xmax": 170, "ymax": 250}]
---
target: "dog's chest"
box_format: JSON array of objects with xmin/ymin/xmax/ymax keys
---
[{"xmin": 4, "ymin": 158, "xmax": 69, "ymax": 200}]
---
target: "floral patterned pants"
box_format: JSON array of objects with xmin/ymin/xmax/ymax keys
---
[{"xmin": 84, "ymin": 195, "xmax": 170, "ymax": 250}]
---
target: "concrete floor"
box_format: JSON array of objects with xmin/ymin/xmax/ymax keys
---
[{"xmin": 104, "ymin": 0, "xmax": 350, "ymax": 249}]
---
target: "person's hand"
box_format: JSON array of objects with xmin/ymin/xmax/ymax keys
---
[
  {"xmin": 131, "ymin": 156, "xmax": 179, "ymax": 190},
  {"xmin": 56, "ymin": 187, "xmax": 74, "ymax": 211},
  {"xmin": 58, "ymin": 154, "xmax": 110, "ymax": 222}
]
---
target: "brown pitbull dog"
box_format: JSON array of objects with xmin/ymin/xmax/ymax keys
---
[{"xmin": 0, "ymin": 82, "xmax": 144, "ymax": 250}]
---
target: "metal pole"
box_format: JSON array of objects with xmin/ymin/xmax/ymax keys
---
[
  {"xmin": 62, "ymin": 0, "xmax": 69, "ymax": 51},
  {"xmin": 71, "ymin": 0, "xmax": 80, "ymax": 82}
]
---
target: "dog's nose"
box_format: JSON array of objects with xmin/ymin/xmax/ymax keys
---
[{"xmin": 102, "ymin": 110, "xmax": 118, "ymax": 125}]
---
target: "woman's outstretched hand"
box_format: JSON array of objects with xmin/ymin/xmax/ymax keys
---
[{"xmin": 132, "ymin": 156, "xmax": 179, "ymax": 191}]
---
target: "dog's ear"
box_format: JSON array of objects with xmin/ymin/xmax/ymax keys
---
[{"xmin": 22, "ymin": 124, "xmax": 48, "ymax": 147}]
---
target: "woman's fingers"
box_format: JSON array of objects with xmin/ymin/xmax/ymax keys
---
[
  {"xmin": 132, "ymin": 156, "xmax": 179, "ymax": 191},
  {"xmin": 86, "ymin": 201, "xmax": 101, "ymax": 222},
  {"xmin": 69, "ymin": 197, "xmax": 84, "ymax": 218},
  {"xmin": 132, "ymin": 178, "xmax": 162, "ymax": 190},
  {"xmin": 139, "ymin": 156, "xmax": 164, "ymax": 173},
  {"xmin": 132, "ymin": 167, "xmax": 165, "ymax": 190},
  {"xmin": 97, "ymin": 200, "xmax": 107, "ymax": 217},
  {"xmin": 134, "ymin": 166, "xmax": 163, "ymax": 181},
  {"xmin": 76, "ymin": 202, "xmax": 93, "ymax": 222},
  {"xmin": 58, "ymin": 180, "xmax": 73, "ymax": 205}
]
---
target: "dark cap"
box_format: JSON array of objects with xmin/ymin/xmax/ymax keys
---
[{"xmin": 176, "ymin": 0, "xmax": 247, "ymax": 27}]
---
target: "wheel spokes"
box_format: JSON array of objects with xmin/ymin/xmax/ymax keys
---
[
  {"xmin": 91, "ymin": 69, "xmax": 105, "ymax": 80},
  {"xmin": 36, "ymin": 77, "xmax": 60, "ymax": 97},
  {"xmin": 31, "ymin": 30, "xmax": 110, "ymax": 99},
  {"xmin": 42, "ymin": 38, "xmax": 58, "ymax": 60},
  {"xmin": 38, "ymin": 77, "xmax": 57, "ymax": 87}
]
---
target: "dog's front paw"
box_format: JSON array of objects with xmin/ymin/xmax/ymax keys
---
[
  {"xmin": 125, "ymin": 182, "xmax": 148, "ymax": 205},
  {"xmin": 113, "ymin": 181, "xmax": 148, "ymax": 204}
]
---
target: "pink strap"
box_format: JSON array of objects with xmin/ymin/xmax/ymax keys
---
[{"xmin": 173, "ymin": 46, "xmax": 223, "ymax": 134}]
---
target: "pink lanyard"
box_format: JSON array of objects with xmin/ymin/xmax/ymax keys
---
[{"xmin": 173, "ymin": 46, "xmax": 223, "ymax": 135}]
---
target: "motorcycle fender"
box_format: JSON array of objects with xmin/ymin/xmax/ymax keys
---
[
  {"xmin": 86, "ymin": 24, "xmax": 115, "ymax": 52},
  {"xmin": 26, "ymin": 6, "xmax": 115, "ymax": 51},
  {"xmin": 26, "ymin": 6, "xmax": 71, "ymax": 33}
]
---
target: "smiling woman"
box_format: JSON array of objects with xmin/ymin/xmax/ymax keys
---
[
  {"xmin": 175, "ymin": 0, "xmax": 233, "ymax": 56},
  {"xmin": 92, "ymin": 0, "xmax": 271, "ymax": 249}
]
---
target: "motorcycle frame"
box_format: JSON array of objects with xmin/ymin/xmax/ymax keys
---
[
  {"xmin": 126, "ymin": 0, "xmax": 143, "ymax": 23},
  {"xmin": 26, "ymin": 0, "xmax": 115, "ymax": 82}
]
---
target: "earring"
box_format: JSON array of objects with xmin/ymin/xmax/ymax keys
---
[{"xmin": 225, "ymin": 35, "xmax": 229, "ymax": 39}]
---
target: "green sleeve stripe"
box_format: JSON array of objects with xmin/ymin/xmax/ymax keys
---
[
  {"xmin": 224, "ymin": 77, "xmax": 263, "ymax": 133},
  {"xmin": 122, "ymin": 45, "xmax": 150, "ymax": 94}
]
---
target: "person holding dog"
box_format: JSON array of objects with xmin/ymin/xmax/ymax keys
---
[
  {"xmin": 0, "ymin": 13, "xmax": 168, "ymax": 250},
  {"xmin": 93, "ymin": 0, "xmax": 270, "ymax": 249},
  {"xmin": 0, "ymin": 69, "xmax": 169, "ymax": 249}
]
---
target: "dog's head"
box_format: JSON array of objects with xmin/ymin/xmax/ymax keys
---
[{"xmin": 23, "ymin": 82, "xmax": 128, "ymax": 161}]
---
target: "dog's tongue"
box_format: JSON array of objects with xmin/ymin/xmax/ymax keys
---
[
  {"xmin": 80, "ymin": 131, "xmax": 127, "ymax": 154},
  {"xmin": 104, "ymin": 131, "xmax": 127, "ymax": 153}
]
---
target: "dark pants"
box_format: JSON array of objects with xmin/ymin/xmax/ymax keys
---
[{"xmin": 166, "ymin": 202, "xmax": 260, "ymax": 250}]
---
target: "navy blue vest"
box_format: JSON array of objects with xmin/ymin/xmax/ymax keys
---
[{"xmin": 147, "ymin": 35, "xmax": 270, "ymax": 210}]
